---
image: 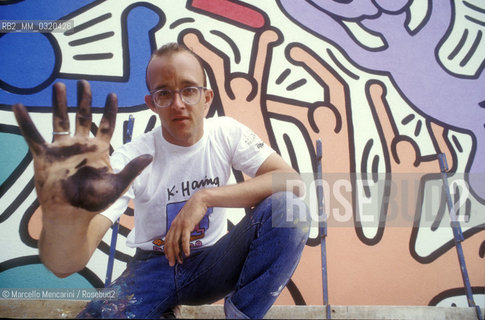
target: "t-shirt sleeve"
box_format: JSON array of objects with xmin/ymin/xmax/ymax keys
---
[{"xmin": 227, "ymin": 118, "xmax": 275, "ymax": 177}]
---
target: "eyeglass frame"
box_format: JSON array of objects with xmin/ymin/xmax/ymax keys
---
[{"xmin": 150, "ymin": 86, "xmax": 208, "ymax": 108}]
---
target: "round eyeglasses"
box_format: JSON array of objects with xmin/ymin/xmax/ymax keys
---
[{"xmin": 150, "ymin": 86, "xmax": 207, "ymax": 108}]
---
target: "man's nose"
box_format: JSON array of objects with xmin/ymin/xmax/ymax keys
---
[{"xmin": 170, "ymin": 91, "xmax": 186, "ymax": 110}]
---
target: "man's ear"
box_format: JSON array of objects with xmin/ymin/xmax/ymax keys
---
[
  {"xmin": 145, "ymin": 95, "xmax": 157, "ymax": 112},
  {"xmin": 204, "ymin": 89, "xmax": 214, "ymax": 109}
]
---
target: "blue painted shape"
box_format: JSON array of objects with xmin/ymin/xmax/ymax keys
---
[
  {"xmin": 0, "ymin": 33, "xmax": 55, "ymax": 90},
  {"xmin": 0, "ymin": 0, "xmax": 94, "ymax": 20},
  {"xmin": 0, "ymin": 2, "xmax": 164, "ymax": 108},
  {"xmin": 0, "ymin": 132, "xmax": 28, "ymax": 186},
  {"xmin": 0, "ymin": 264, "xmax": 93, "ymax": 288}
]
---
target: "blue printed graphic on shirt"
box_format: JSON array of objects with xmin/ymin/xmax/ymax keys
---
[{"xmin": 155, "ymin": 201, "xmax": 212, "ymax": 250}]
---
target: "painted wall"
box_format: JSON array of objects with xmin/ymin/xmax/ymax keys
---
[{"xmin": 0, "ymin": 0, "xmax": 484, "ymax": 308}]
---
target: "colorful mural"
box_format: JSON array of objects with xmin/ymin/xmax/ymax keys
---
[{"xmin": 1, "ymin": 0, "xmax": 484, "ymax": 309}]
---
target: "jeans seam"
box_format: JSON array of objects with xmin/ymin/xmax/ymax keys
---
[{"xmin": 145, "ymin": 259, "xmax": 177, "ymax": 318}]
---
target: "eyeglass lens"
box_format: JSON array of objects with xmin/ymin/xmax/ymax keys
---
[{"xmin": 154, "ymin": 87, "xmax": 202, "ymax": 107}]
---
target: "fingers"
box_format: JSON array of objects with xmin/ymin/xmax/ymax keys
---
[
  {"xmin": 75, "ymin": 80, "xmax": 93, "ymax": 137},
  {"xmin": 165, "ymin": 230, "xmax": 182, "ymax": 267},
  {"xmin": 96, "ymin": 93, "xmax": 118, "ymax": 143},
  {"xmin": 164, "ymin": 228, "xmax": 177, "ymax": 266},
  {"xmin": 52, "ymin": 83, "xmax": 71, "ymax": 142},
  {"xmin": 181, "ymin": 231, "xmax": 191, "ymax": 258},
  {"xmin": 53, "ymin": 80, "xmax": 116, "ymax": 141},
  {"xmin": 13, "ymin": 103, "xmax": 46, "ymax": 155},
  {"xmin": 165, "ymin": 228, "xmax": 188, "ymax": 266}
]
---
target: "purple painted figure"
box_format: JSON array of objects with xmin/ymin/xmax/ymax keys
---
[{"xmin": 278, "ymin": 0, "xmax": 485, "ymax": 200}]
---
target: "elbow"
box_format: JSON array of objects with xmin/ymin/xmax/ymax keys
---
[
  {"xmin": 43, "ymin": 261, "xmax": 78, "ymax": 278},
  {"xmin": 47, "ymin": 263, "xmax": 80, "ymax": 278},
  {"xmin": 39, "ymin": 253, "xmax": 81, "ymax": 279}
]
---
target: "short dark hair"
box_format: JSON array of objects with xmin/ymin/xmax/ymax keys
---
[{"xmin": 145, "ymin": 42, "xmax": 207, "ymax": 92}]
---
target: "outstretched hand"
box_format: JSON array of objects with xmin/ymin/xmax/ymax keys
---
[{"xmin": 13, "ymin": 80, "xmax": 152, "ymax": 218}]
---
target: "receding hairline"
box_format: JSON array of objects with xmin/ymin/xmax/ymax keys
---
[{"xmin": 145, "ymin": 42, "xmax": 207, "ymax": 92}]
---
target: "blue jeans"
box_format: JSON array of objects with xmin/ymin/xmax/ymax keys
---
[{"xmin": 77, "ymin": 191, "xmax": 310, "ymax": 319}]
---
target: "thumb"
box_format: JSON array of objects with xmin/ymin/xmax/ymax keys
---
[{"xmin": 116, "ymin": 154, "xmax": 153, "ymax": 186}]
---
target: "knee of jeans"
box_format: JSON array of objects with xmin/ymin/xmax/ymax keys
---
[{"xmin": 271, "ymin": 191, "xmax": 311, "ymax": 235}]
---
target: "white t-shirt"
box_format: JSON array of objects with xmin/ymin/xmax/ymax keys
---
[{"xmin": 101, "ymin": 116, "xmax": 274, "ymax": 251}]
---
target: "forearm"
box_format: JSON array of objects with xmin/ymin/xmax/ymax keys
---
[
  {"xmin": 39, "ymin": 211, "xmax": 111, "ymax": 277},
  {"xmin": 199, "ymin": 168, "xmax": 303, "ymax": 209},
  {"xmin": 39, "ymin": 223, "xmax": 91, "ymax": 277}
]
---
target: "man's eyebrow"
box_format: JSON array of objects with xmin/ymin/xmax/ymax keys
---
[
  {"xmin": 180, "ymin": 80, "xmax": 201, "ymax": 87},
  {"xmin": 151, "ymin": 85, "xmax": 168, "ymax": 92},
  {"xmin": 152, "ymin": 81, "xmax": 201, "ymax": 92}
]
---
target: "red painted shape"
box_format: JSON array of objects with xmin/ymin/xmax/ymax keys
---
[{"xmin": 191, "ymin": 0, "xmax": 266, "ymax": 28}]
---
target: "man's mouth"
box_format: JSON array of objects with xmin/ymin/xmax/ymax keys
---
[{"xmin": 173, "ymin": 116, "xmax": 190, "ymax": 122}]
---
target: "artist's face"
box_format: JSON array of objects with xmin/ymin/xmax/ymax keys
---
[{"xmin": 145, "ymin": 51, "xmax": 213, "ymax": 146}]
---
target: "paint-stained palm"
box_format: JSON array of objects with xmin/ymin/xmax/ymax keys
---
[{"xmin": 12, "ymin": 80, "xmax": 152, "ymax": 216}]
